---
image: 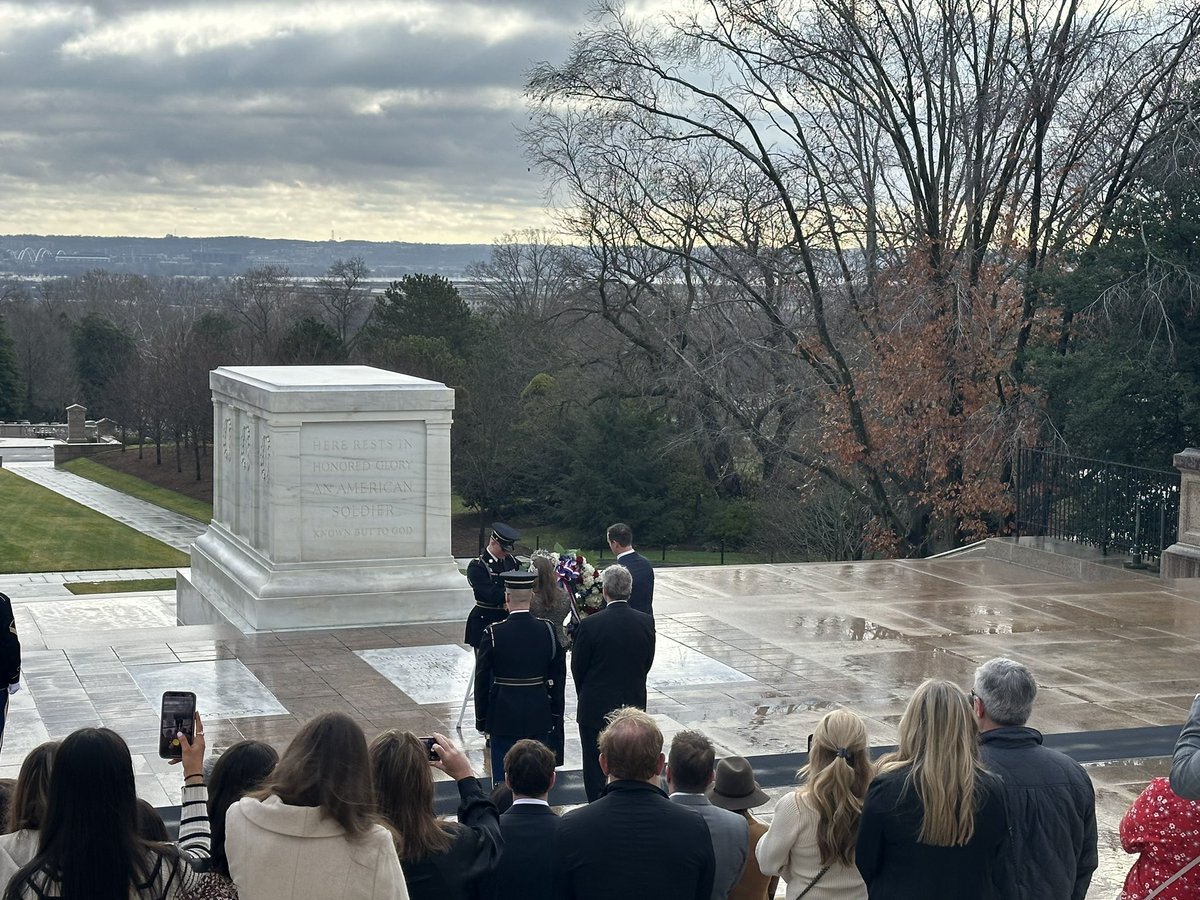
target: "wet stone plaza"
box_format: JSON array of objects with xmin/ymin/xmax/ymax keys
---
[{"xmin": 3, "ymin": 545, "xmax": 1199, "ymax": 897}]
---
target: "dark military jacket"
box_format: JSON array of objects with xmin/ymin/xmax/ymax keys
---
[
  {"xmin": 474, "ymin": 611, "xmax": 566, "ymax": 739},
  {"xmin": 463, "ymin": 549, "xmax": 519, "ymax": 648},
  {"xmin": 0, "ymin": 593, "xmax": 19, "ymax": 686}
]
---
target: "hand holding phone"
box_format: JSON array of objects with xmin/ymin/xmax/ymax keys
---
[
  {"xmin": 158, "ymin": 691, "xmax": 197, "ymax": 760},
  {"xmin": 422, "ymin": 734, "xmax": 441, "ymax": 763},
  {"xmin": 428, "ymin": 731, "xmax": 474, "ymax": 781}
]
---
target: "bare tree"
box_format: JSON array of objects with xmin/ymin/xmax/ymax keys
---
[
  {"xmin": 466, "ymin": 229, "xmax": 580, "ymax": 319},
  {"xmin": 223, "ymin": 265, "xmax": 297, "ymax": 363},
  {"xmin": 317, "ymin": 256, "xmax": 371, "ymax": 346},
  {"xmin": 524, "ymin": 0, "xmax": 1200, "ymax": 553}
]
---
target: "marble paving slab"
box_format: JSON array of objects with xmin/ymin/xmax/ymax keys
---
[
  {"xmin": 357, "ymin": 645, "xmax": 476, "ymax": 704},
  {"xmin": 649, "ymin": 636, "xmax": 755, "ymax": 689},
  {"xmin": 358, "ymin": 635, "xmax": 753, "ymax": 706},
  {"xmin": 28, "ymin": 596, "xmax": 177, "ymax": 634},
  {"xmin": 126, "ymin": 659, "xmax": 288, "ymax": 719},
  {"xmin": 0, "ymin": 686, "xmax": 51, "ymax": 762}
]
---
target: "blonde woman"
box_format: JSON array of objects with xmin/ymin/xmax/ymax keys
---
[
  {"xmin": 757, "ymin": 710, "xmax": 873, "ymax": 899},
  {"xmin": 855, "ymin": 680, "xmax": 1013, "ymax": 899}
]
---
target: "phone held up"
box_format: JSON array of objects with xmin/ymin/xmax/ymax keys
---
[
  {"xmin": 159, "ymin": 691, "xmax": 197, "ymax": 760},
  {"xmin": 419, "ymin": 736, "xmax": 438, "ymax": 761}
]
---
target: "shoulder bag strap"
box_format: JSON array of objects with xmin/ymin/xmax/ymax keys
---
[
  {"xmin": 795, "ymin": 866, "xmax": 831, "ymax": 899},
  {"xmin": 1146, "ymin": 853, "xmax": 1200, "ymax": 899}
]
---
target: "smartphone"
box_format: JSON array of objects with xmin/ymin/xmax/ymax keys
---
[
  {"xmin": 158, "ymin": 691, "xmax": 197, "ymax": 760},
  {"xmin": 419, "ymin": 736, "xmax": 438, "ymax": 761}
]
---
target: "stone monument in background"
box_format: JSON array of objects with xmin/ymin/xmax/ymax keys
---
[
  {"xmin": 1163, "ymin": 448, "xmax": 1200, "ymax": 578},
  {"xmin": 177, "ymin": 365, "xmax": 473, "ymax": 631}
]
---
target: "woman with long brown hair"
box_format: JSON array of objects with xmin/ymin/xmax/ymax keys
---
[
  {"xmin": 369, "ymin": 730, "xmax": 501, "ymax": 900},
  {"xmin": 225, "ymin": 712, "xmax": 408, "ymax": 900},
  {"xmin": 0, "ymin": 741, "xmax": 56, "ymax": 873},
  {"xmin": 529, "ymin": 551, "xmax": 571, "ymax": 647},
  {"xmin": 757, "ymin": 709, "xmax": 873, "ymax": 899},
  {"xmin": 1, "ymin": 728, "xmax": 202, "ymax": 900},
  {"xmin": 855, "ymin": 679, "xmax": 1013, "ymax": 899}
]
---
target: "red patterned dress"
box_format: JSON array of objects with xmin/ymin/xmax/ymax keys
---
[{"xmin": 1120, "ymin": 776, "xmax": 1200, "ymax": 900}]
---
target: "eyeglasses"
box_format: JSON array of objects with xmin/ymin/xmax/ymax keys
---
[
  {"xmin": 968, "ymin": 689, "xmax": 979, "ymax": 706},
  {"xmin": 807, "ymin": 733, "xmax": 814, "ymax": 753}
]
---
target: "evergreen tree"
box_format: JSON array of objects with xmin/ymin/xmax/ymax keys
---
[{"xmin": 0, "ymin": 312, "xmax": 24, "ymax": 420}]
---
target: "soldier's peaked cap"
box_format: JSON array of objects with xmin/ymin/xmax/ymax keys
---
[
  {"xmin": 500, "ymin": 570, "xmax": 537, "ymax": 589},
  {"xmin": 490, "ymin": 522, "xmax": 520, "ymax": 548}
]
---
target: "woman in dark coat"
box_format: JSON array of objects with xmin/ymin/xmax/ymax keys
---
[
  {"xmin": 855, "ymin": 679, "xmax": 1014, "ymax": 899},
  {"xmin": 369, "ymin": 730, "xmax": 502, "ymax": 900}
]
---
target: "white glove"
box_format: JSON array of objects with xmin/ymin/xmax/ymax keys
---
[{"xmin": 7, "ymin": 682, "xmax": 19, "ymax": 695}]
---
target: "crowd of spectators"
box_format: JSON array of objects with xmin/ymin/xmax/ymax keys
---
[{"xmin": 3, "ymin": 655, "xmax": 1200, "ymax": 898}]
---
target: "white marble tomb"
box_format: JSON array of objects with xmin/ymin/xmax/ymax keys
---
[{"xmin": 177, "ymin": 366, "xmax": 473, "ymax": 631}]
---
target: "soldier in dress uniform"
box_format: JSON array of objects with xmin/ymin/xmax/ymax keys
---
[
  {"xmin": 474, "ymin": 570, "xmax": 566, "ymax": 784},
  {"xmin": 464, "ymin": 522, "xmax": 521, "ymax": 649}
]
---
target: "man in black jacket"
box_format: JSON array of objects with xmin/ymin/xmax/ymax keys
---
[
  {"xmin": 570, "ymin": 564, "xmax": 656, "ymax": 801},
  {"xmin": 494, "ymin": 740, "xmax": 560, "ymax": 900},
  {"xmin": 554, "ymin": 707, "xmax": 714, "ymax": 900},
  {"xmin": 0, "ymin": 591, "xmax": 20, "ymax": 753},
  {"xmin": 606, "ymin": 523, "xmax": 654, "ymax": 618},
  {"xmin": 971, "ymin": 657, "xmax": 1097, "ymax": 900}
]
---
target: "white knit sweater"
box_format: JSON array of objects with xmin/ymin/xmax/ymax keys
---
[{"xmin": 755, "ymin": 790, "xmax": 867, "ymax": 900}]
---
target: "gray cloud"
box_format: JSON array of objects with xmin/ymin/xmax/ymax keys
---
[{"xmin": 0, "ymin": 0, "xmax": 596, "ymax": 242}]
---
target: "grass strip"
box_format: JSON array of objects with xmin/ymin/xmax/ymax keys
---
[
  {"xmin": 66, "ymin": 577, "xmax": 177, "ymax": 595},
  {"xmin": 61, "ymin": 457, "xmax": 212, "ymax": 522},
  {"xmin": 0, "ymin": 469, "xmax": 189, "ymax": 574}
]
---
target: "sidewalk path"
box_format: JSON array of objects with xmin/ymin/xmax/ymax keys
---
[
  {"xmin": 0, "ymin": 567, "xmax": 185, "ymax": 600},
  {"xmin": 4, "ymin": 462, "xmax": 207, "ymax": 552}
]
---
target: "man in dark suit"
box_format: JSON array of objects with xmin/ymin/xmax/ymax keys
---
[
  {"xmin": 465, "ymin": 522, "xmax": 520, "ymax": 649},
  {"xmin": 607, "ymin": 522, "xmax": 654, "ymax": 618},
  {"xmin": 666, "ymin": 731, "xmax": 749, "ymax": 900},
  {"xmin": 554, "ymin": 707, "xmax": 715, "ymax": 900},
  {"xmin": 571, "ymin": 563, "xmax": 656, "ymax": 802},
  {"xmin": 475, "ymin": 570, "xmax": 566, "ymax": 783},
  {"xmin": 494, "ymin": 739, "xmax": 560, "ymax": 900}
]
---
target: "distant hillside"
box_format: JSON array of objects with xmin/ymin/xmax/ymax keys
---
[{"xmin": 0, "ymin": 234, "xmax": 492, "ymax": 278}]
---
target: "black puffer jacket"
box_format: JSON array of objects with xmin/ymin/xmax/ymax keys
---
[{"xmin": 980, "ymin": 726, "xmax": 1097, "ymax": 900}]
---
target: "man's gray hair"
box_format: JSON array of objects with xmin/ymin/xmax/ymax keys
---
[
  {"xmin": 601, "ymin": 564, "xmax": 633, "ymax": 602},
  {"xmin": 973, "ymin": 657, "xmax": 1037, "ymax": 726}
]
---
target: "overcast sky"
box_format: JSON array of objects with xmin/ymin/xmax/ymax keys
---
[{"xmin": 0, "ymin": 0, "xmax": 603, "ymax": 243}]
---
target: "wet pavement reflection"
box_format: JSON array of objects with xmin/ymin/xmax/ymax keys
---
[{"xmin": 4, "ymin": 548, "xmax": 1196, "ymax": 899}]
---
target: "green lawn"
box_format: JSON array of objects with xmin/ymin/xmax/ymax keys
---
[
  {"xmin": 61, "ymin": 457, "xmax": 212, "ymax": 522},
  {"xmin": 0, "ymin": 469, "xmax": 189, "ymax": 574},
  {"xmin": 66, "ymin": 577, "xmax": 177, "ymax": 595}
]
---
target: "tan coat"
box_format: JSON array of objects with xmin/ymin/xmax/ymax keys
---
[{"xmin": 728, "ymin": 811, "xmax": 780, "ymax": 900}]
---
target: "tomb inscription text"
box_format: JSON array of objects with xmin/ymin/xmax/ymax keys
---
[{"xmin": 300, "ymin": 422, "xmax": 427, "ymax": 561}]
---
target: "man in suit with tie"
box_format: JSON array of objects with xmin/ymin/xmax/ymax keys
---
[
  {"xmin": 554, "ymin": 707, "xmax": 715, "ymax": 900},
  {"xmin": 667, "ymin": 731, "xmax": 749, "ymax": 900},
  {"xmin": 570, "ymin": 564, "xmax": 656, "ymax": 802},
  {"xmin": 606, "ymin": 523, "xmax": 654, "ymax": 618},
  {"xmin": 494, "ymin": 739, "xmax": 560, "ymax": 900}
]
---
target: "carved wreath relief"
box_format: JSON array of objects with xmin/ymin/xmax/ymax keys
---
[
  {"xmin": 260, "ymin": 434, "xmax": 271, "ymax": 482},
  {"xmin": 241, "ymin": 424, "xmax": 251, "ymax": 471}
]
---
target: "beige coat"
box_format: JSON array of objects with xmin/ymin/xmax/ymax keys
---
[
  {"xmin": 226, "ymin": 795, "xmax": 408, "ymax": 900},
  {"xmin": 756, "ymin": 790, "xmax": 867, "ymax": 900}
]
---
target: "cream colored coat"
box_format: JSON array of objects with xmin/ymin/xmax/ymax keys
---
[
  {"xmin": 756, "ymin": 790, "xmax": 867, "ymax": 900},
  {"xmin": 226, "ymin": 795, "xmax": 408, "ymax": 900}
]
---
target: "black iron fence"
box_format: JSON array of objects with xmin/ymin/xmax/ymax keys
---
[{"xmin": 1014, "ymin": 447, "xmax": 1179, "ymax": 563}]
